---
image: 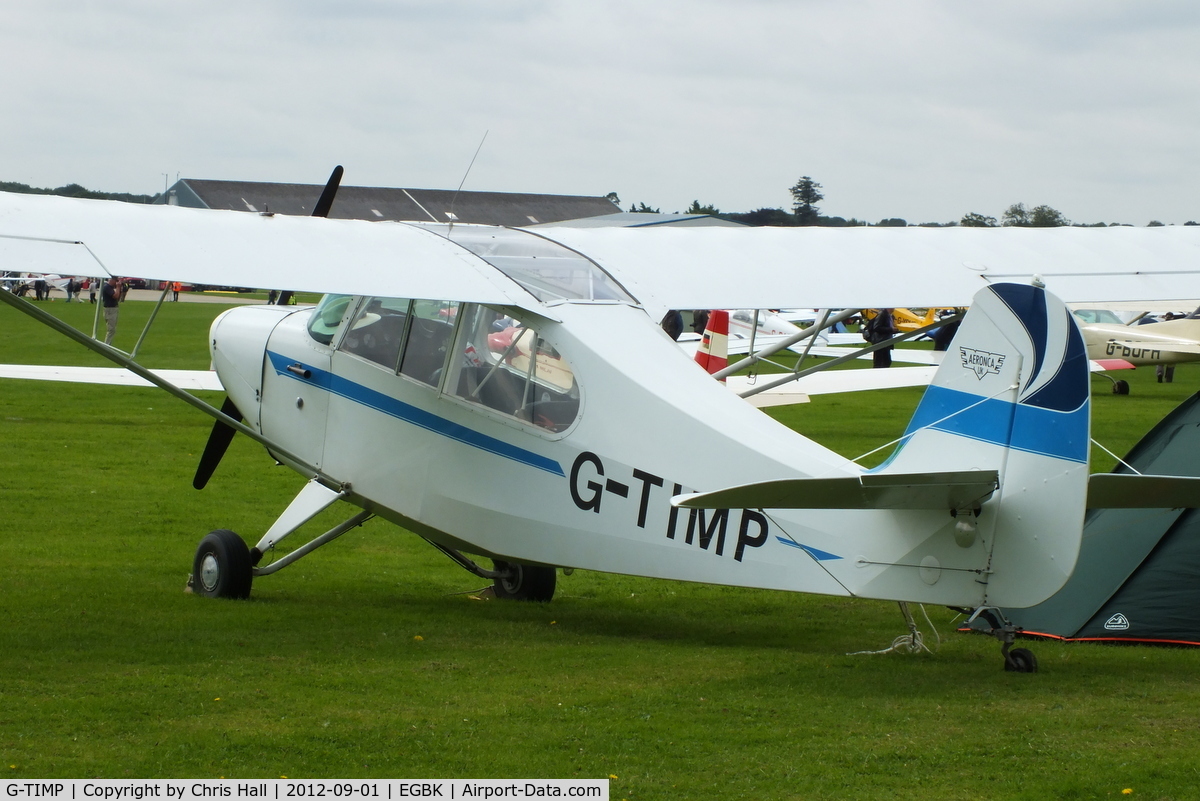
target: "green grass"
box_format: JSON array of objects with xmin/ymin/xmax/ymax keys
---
[{"xmin": 3, "ymin": 299, "xmax": 1200, "ymax": 797}]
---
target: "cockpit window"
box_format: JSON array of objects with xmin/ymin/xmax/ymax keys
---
[
  {"xmin": 341, "ymin": 296, "xmax": 411, "ymax": 370},
  {"xmin": 1072, "ymin": 308, "xmax": 1124, "ymax": 325},
  {"xmin": 399, "ymin": 300, "xmax": 460, "ymax": 387},
  {"xmin": 307, "ymin": 294, "xmax": 355, "ymax": 346},
  {"xmin": 447, "ymin": 304, "xmax": 580, "ymax": 433}
]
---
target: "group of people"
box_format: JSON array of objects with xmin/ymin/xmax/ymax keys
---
[{"xmin": 10, "ymin": 276, "xmax": 99, "ymax": 303}]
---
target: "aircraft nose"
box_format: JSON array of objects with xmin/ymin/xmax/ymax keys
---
[{"xmin": 210, "ymin": 305, "xmax": 296, "ymax": 430}]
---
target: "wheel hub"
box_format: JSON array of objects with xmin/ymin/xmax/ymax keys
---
[{"xmin": 200, "ymin": 553, "xmax": 220, "ymax": 592}]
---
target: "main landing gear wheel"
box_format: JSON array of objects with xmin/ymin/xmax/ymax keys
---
[
  {"xmin": 492, "ymin": 559, "xmax": 556, "ymax": 602},
  {"xmin": 1004, "ymin": 647, "xmax": 1039, "ymax": 674},
  {"xmin": 1112, "ymin": 379, "xmax": 1130, "ymax": 395},
  {"xmin": 191, "ymin": 529, "xmax": 253, "ymax": 599}
]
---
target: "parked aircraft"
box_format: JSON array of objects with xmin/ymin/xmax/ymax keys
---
[
  {"xmin": 5, "ymin": 186, "xmax": 1200, "ymax": 672},
  {"xmin": 1075, "ymin": 308, "xmax": 1200, "ymax": 366}
]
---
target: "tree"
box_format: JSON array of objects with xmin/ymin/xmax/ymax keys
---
[
  {"xmin": 1002, "ymin": 203, "xmax": 1030, "ymax": 227},
  {"xmin": 789, "ymin": 176, "xmax": 823, "ymax": 225},
  {"xmin": 960, "ymin": 212, "xmax": 998, "ymax": 228},
  {"xmin": 1003, "ymin": 203, "xmax": 1069, "ymax": 227},
  {"xmin": 605, "ymin": 192, "xmax": 620, "ymax": 206},
  {"xmin": 628, "ymin": 202, "xmax": 660, "ymax": 214},
  {"xmin": 727, "ymin": 208, "xmax": 796, "ymax": 227},
  {"xmin": 685, "ymin": 200, "xmax": 720, "ymax": 215},
  {"xmin": 1147, "ymin": 220, "xmax": 1165, "ymax": 227},
  {"xmin": 1028, "ymin": 205, "xmax": 1069, "ymax": 227}
]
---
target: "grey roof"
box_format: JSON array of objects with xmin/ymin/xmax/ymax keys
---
[
  {"xmin": 156, "ymin": 178, "xmax": 621, "ymax": 226},
  {"xmin": 535, "ymin": 212, "xmax": 745, "ymax": 228}
]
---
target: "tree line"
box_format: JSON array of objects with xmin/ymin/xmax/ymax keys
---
[
  {"xmin": 5, "ymin": 176, "xmax": 1193, "ymax": 227},
  {"xmin": 1, "ymin": 180, "xmax": 156, "ymax": 204},
  {"xmin": 628, "ymin": 176, "xmax": 1198, "ymax": 228}
]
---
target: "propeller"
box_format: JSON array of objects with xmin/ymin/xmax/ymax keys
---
[
  {"xmin": 197, "ymin": 167, "xmax": 343, "ymax": 488},
  {"xmin": 193, "ymin": 396, "xmax": 244, "ymax": 490},
  {"xmin": 277, "ymin": 165, "xmax": 343, "ymax": 306}
]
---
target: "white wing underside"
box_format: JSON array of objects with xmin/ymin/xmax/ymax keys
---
[
  {"xmin": 0, "ymin": 364, "xmax": 224, "ymax": 391},
  {"xmin": 5, "ymin": 192, "xmax": 1200, "ymax": 312}
]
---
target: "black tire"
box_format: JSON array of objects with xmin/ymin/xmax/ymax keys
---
[
  {"xmin": 1113, "ymin": 379, "xmax": 1130, "ymax": 395},
  {"xmin": 192, "ymin": 529, "xmax": 253, "ymax": 599},
  {"xmin": 1004, "ymin": 647, "xmax": 1038, "ymax": 673},
  {"xmin": 492, "ymin": 559, "xmax": 556, "ymax": 602}
]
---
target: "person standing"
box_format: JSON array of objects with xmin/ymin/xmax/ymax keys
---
[
  {"xmin": 102, "ymin": 277, "xmax": 120, "ymax": 345},
  {"xmin": 869, "ymin": 308, "xmax": 897, "ymax": 368}
]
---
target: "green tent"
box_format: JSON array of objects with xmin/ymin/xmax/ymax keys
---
[{"xmin": 996, "ymin": 392, "xmax": 1200, "ymax": 645}]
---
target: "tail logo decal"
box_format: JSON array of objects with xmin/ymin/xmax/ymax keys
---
[{"xmin": 959, "ymin": 347, "xmax": 1007, "ymax": 379}]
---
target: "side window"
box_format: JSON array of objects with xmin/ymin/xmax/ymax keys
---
[
  {"xmin": 340, "ymin": 297, "xmax": 411, "ymax": 370},
  {"xmin": 448, "ymin": 304, "xmax": 580, "ymax": 433},
  {"xmin": 399, "ymin": 300, "xmax": 460, "ymax": 387},
  {"xmin": 307, "ymin": 294, "xmax": 355, "ymax": 346}
]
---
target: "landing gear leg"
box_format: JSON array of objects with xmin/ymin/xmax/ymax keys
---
[
  {"xmin": 963, "ymin": 606, "xmax": 1038, "ymax": 673},
  {"xmin": 424, "ymin": 540, "xmax": 557, "ymax": 602}
]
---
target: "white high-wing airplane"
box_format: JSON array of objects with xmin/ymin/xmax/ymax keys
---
[
  {"xmin": 5, "ymin": 188, "xmax": 1200, "ymax": 673},
  {"xmin": 1075, "ymin": 309, "xmax": 1200, "ymax": 366}
]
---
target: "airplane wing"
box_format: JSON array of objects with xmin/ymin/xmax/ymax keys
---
[
  {"xmin": 539, "ymin": 225, "xmax": 1200, "ymax": 313},
  {"xmin": 5, "ymin": 192, "xmax": 1200, "ymax": 315},
  {"xmin": 0, "ymin": 192, "xmax": 541, "ymax": 313},
  {"xmin": 0, "ymin": 364, "xmax": 224, "ymax": 391}
]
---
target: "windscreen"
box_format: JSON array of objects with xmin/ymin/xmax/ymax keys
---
[{"xmin": 447, "ymin": 227, "xmax": 634, "ymax": 305}]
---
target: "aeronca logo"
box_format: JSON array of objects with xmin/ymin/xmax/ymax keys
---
[
  {"xmin": 959, "ymin": 347, "xmax": 1006, "ymax": 380},
  {"xmin": 1104, "ymin": 613, "xmax": 1130, "ymax": 631}
]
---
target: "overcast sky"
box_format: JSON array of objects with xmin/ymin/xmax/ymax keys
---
[{"xmin": 2, "ymin": 1, "xmax": 1198, "ymax": 225}]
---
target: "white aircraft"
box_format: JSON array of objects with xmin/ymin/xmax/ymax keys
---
[
  {"xmin": 5, "ymin": 188, "xmax": 1200, "ymax": 673},
  {"xmin": 1074, "ymin": 308, "xmax": 1200, "ymax": 366}
]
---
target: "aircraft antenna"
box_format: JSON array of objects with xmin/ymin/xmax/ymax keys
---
[{"xmin": 448, "ymin": 130, "xmax": 488, "ymax": 235}]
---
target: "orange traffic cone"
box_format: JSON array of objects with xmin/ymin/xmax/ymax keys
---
[{"xmin": 694, "ymin": 310, "xmax": 729, "ymax": 379}]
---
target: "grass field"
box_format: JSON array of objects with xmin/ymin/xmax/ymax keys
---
[{"xmin": 3, "ymin": 298, "xmax": 1200, "ymax": 798}]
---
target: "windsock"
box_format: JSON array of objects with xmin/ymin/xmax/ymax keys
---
[{"xmin": 694, "ymin": 310, "xmax": 729, "ymax": 379}]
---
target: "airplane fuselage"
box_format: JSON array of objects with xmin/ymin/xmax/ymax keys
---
[
  {"xmin": 1082, "ymin": 319, "xmax": 1200, "ymax": 365},
  {"xmin": 207, "ymin": 290, "xmax": 1078, "ymax": 609}
]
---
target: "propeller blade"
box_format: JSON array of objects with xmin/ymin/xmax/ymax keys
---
[
  {"xmin": 277, "ymin": 165, "xmax": 344, "ymax": 307},
  {"xmin": 311, "ymin": 164, "xmax": 344, "ymax": 219},
  {"xmin": 193, "ymin": 396, "xmax": 244, "ymax": 490}
]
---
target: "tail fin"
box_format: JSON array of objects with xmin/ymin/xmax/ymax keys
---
[
  {"xmin": 694, "ymin": 310, "xmax": 729, "ymax": 378},
  {"xmin": 877, "ymin": 283, "xmax": 1091, "ymax": 606}
]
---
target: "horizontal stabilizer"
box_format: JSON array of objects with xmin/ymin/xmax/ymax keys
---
[
  {"xmin": 673, "ymin": 469, "xmax": 998, "ymax": 511},
  {"xmin": 1087, "ymin": 473, "xmax": 1200, "ymax": 509}
]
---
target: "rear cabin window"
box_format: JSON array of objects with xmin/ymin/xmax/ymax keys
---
[{"xmin": 447, "ymin": 304, "xmax": 580, "ymax": 433}]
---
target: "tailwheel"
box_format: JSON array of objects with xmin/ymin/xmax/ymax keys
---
[
  {"xmin": 191, "ymin": 529, "xmax": 253, "ymax": 599},
  {"xmin": 961, "ymin": 606, "xmax": 1038, "ymax": 673},
  {"xmin": 492, "ymin": 559, "xmax": 556, "ymax": 602},
  {"xmin": 1004, "ymin": 646, "xmax": 1039, "ymax": 673}
]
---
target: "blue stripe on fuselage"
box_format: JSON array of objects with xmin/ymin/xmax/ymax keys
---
[
  {"xmin": 903, "ymin": 384, "xmax": 1088, "ymax": 463},
  {"xmin": 266, "ymin": 351, "xmax": 565, "ymax": 476}
]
